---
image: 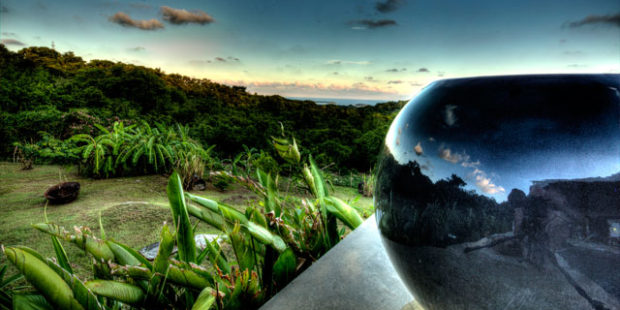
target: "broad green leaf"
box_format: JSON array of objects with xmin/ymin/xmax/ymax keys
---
[
  {"xmin": 32, "ymin": 223, "xmax": 114, "ymax": 262},
  {"xmin": 167, "ymin": 172, "xmax": 196, "ymax": 263},
  {"xmin": 148, "ymin": 224, "xmax": 174, "ymax": 300},
  {"xmin": 106, "ymin": 241, "xmax": 152, "ymax": 269},
  {"xmin": 325, "ymin": 196, "xmax": 363, "ymax": 229},
  {"xmin": 191, "ymin": 287, "xmax": 215, "ymax": 310},
  {"xmin": 186, "ymin": 203, "xmax": 226, "ymax": 231},
  {"xmin": 245, "ymin": 222, "xmax": 287, "ymax": 253},
  {"xmin": 273, "ymin": 248, "xmax": 296, "ymax": 288},
  {"xmin": 229, "ymin": 225, "xmax": 255, "ymax": 272},
  {"xmin": 186, "ymin": 193, "xmax": 248, "ymax": 225},
  {"xmin": 45, "ymin": 260, "xmax": 104, "ymax": 310},
  {"xmin": 3, "ymin": 247, "xmax": 82, "ymax": 310},
  {"xmin": 85, "ymin": 280, "xmax": 144, "ymax": 305},
  {"xmin": 166, "ymin": 263, "xmax": 213, "ymax": 289},
  {"xmin": 11, "ymin": 294, "xmax": 53, "ymax": 310},
  {"xmin": 50, "ymin": 236, "xmax": 72, "ymax": 274},
  {"xmin": 203, "ymin": 238, "xmax": 230, "ymax": 274}
]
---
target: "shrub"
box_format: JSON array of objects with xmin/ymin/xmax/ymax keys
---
[{"xmin": 70, "ymin": 121, "xmax": 213, "ymax": 179}]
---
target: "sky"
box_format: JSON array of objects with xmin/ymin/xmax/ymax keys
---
[{"xmin": 1, "ymin": 0, "xmax": 619, "ymax": 101}]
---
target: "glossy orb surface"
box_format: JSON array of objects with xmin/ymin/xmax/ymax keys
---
[{"xmin": 375, "ymin": 74, "xmax": 620, "ymax": 309}]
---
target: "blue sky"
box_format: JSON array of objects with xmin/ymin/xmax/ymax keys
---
[{"xmin": 1, "ymin": 0, "xmax": 618, "ymax": 100}]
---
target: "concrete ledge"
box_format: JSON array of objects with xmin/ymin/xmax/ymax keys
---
[{"xmin": 260, "ymin": 215, "xmax": 415, "ymax": 310}]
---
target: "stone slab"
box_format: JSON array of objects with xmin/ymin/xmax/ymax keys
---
[{"xmin": 260, "ymin": 215, "xmax": 417, "ymax": 310}]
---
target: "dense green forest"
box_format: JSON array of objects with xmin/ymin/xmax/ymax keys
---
[{"xmin": 0, "ymin": 44, "xmax": 405, "ymax": 172}]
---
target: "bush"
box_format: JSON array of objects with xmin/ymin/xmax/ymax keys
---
[{"xmin": 71, "ymin": 121, "xmax": 213, "ymax": 179}]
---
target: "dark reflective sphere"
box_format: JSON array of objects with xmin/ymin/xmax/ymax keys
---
[{"xmin": 375, "ymin": 74, "xmax": 620, "ymax": 309}]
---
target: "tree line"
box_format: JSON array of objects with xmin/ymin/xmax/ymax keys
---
[{"xmin": 0, "ymin": 45, "xmax": 405, "ymax": 172}]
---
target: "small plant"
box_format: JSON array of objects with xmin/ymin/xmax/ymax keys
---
[
  {"xmin": 359, "ymin": 169, "xmax": 375, "ymax": 197},
  {"xmin": 12, "ymin": 141, "xmax": 37, "ymax": 170},
  {"xmin": 213, "ymin": 175, "xmax": 231, "ymax": 191}
]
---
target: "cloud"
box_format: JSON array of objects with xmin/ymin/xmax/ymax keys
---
[
  {"xmin": 365, "ymin": 76, "xmax": 375, "ymax": 81},
  {"xmin": 475, "ymin": 174, "xmax": 505, "ymax": 194},
  {"xmin": 461, "ymin": 159, "xmax": 480, "ymax": 168},
  {"xmin": 327, "ymin": 59, "xmax": 371, "ymax": 65},
  {"xmin": 130, "ymin": 2, "xmax": 152, "ymax": 9},
  {"xmin": 376, "ymin": 0, "xmax": 404, "ymax": 13},
  {"xmin": 350, "ymin": 19, "xmax": 397, "ymax": 29},
  {"xmin": 109, "ymin": 12, "xmax": 164, "ymax": 30},
  {"xmin": 128, "ymin": 46, "xmax": 145, "ymax": 52},
  {"xmin": 414, "ymin": 142, "xmax": 423, "ymax": 155},
  {"xmin": 567, "ymin": 64, "xmax": 588, "ymax": 68},
  {"xmin": 563, "ymin": 50, "xmax": 584, "ymax": 56},
  {"xmin": 332, "ymin": 72, "xmax": 339, "ymax": 75},
  {"xmin": 410, "ymin": 82, "xmax": 423, "ymax": 86},
  {"xmin": 388, "ymin": 80, "xmax": 403, "ymax": 84},
  {"xmin": 437, "ymin": 147, "xmax": 504, "ymax": 194},
  {"xmin": 1, "ymin": 39, "xmax": 25, "ymax": 46},
  {"xmin": 2, "ymin": 32, "xmax": 16, "ymax": 37},
  {"xmin": 1, "ymin": 5, "xmax": 8, "ymax": 13},
  {"xmin": 568, "ymin": 13, "xmax": 620, "ymax": 28},
  {"xmin": 161, "ymin": 6, "xmax": 214, "ymax": 25},
  {"xmin": 188, "ymin": 60, "xmax": 212, "ymax": 66},
  {"xmin": 386, "ymin": 68, "xmax": 407, "ymax": 72},
  {"xmin": 438, "ymin": 147, "xmax": 463, "ymax": 164},
  {"xmin": 189, "ymin": 56, "xmax": 240, "ymax": 65},
  {"xmin": 417, "ymin": 67, "xmax": 429, "ymax": 73}
]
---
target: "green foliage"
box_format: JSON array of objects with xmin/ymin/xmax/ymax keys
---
[
  {"xmin": 0, "ymin": 45, "xmax": 403, "ymax": 172},
  {"xmin": 0, "ymin": 262, "xmax": 23, "ymax": 310},
  {"xmin": 3, "ymin": 139, "xmax": 368, "ymax": 309},
  {"xmin": 68, "ymin": 121, "xmax": 213, "ymax": 180}
]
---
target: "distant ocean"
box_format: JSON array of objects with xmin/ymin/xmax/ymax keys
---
[{"xmin": 286, "ymin": 97, "xmax": 383, "ymax": 106}]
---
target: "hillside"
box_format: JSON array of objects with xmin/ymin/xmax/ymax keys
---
[{"xmin": 0, "ymin": 45, "xmax": 405, "ymax": 171}]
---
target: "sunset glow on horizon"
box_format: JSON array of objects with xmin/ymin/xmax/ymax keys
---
[{"xmin": 1, "ymin": 0, "xmax": 618, "ymax": 101}]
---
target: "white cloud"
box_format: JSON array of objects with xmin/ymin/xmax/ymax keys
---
[{"xmin": 475, "ymin": 174, "xmax": 505, "ymax": 194}]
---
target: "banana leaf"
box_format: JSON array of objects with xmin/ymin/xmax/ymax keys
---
[
  {"xmin": 186, "ymin": 193, "xmax": 248, "ymax": 225},
  {"xmin": 3, "ymin": 247, "xmax": 83, "ymax": 310},
  {"xmin": 202, "ymin": 238, "xmax": 231, "ymax": 275},
  {"xmin": 325, "ymin": 196, "xmax": 363, "ymax": 229},
  {"xmin": 45, "ymin": 260, "xmax": 104, "ymax": 310},
  {"xmin": 244, "ymin": 222, "xmax": 287, "ymax": 253},
  {"xmin": 167, "ymin": 172, "xmax": 196, "ymax": 263},
  {"xmin": 84, "ymin": 280, "xmax": 144, "ymax": 305},
  {"xmin": 229, "ymin": 225, "xmax": 255, "ymax": 272},
  {"xmin": 186, "ymin": 203, "xmax": 226, "ymax": 231},
  {"xmin": 148, "ymin": 223, "xmax": 174, "ymax": 301},
  {"xmin": 272, "ymin": 248, "xmax": 296, "ymax": 289},
  {"xmin": 191, "ymin": 287, "xmax": 215, "ymax": 310},
  {"xmin": 50, "ymin": 236, "xmax": 72, "ymax": 274},
  {"xmin": 32, "ymin": 223, "xmax": 115, "ymax": 262},
  {"xmin": 106, "ymin": 241, "xmax": 152, "ymax": 269},
  {"xmin": 11, "ymin": 294, "xmax": 53, "ymax": 310}
]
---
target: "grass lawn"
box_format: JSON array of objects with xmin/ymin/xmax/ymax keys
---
[{"xmin": 0, "ymin": 162, "xmax": 373, "ymax": 279}]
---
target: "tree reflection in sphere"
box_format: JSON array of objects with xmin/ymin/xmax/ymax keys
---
[{"xmin": 374, "ymin": 74, "xmax": 620, "ymax": 309}]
